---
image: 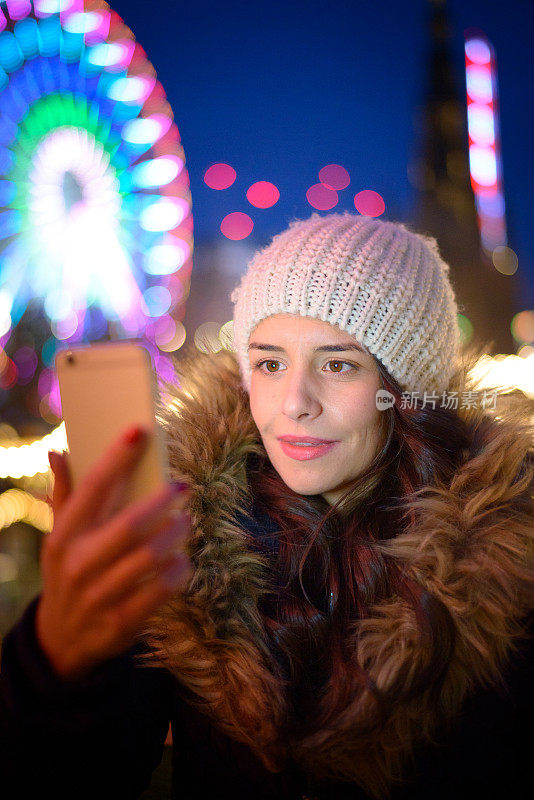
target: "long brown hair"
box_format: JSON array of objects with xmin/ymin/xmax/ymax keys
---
[{"xmin": 247, "ymin": 348, "xmax": 476, "ymax": 742}]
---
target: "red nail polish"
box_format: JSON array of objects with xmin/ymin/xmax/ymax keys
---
[{"xmin": 124, "ymin": 426, "xmax": 145, "ymax": 445}]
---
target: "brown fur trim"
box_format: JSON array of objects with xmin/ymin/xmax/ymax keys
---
[{"xmin": 138, "ymin": 345, "xmax": 534, "ymax": 798}]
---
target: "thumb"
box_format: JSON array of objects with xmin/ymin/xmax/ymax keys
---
[{"xmin": 48, "ymin": 450, "xmax": 72, "ymax": 515}]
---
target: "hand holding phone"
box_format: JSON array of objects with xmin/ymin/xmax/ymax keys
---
[
  {"xmin": 38, "ymin": 428, "xmax": 193, "ymax": 681},
  {"xmin": 35, "ymin": 342, "xmax": 193, "ymax": 680}
]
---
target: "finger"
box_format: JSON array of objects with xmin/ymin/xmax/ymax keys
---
[
  {"xmin": 55, "ymin": 425, "xmax": 150, "ymax": 537},
  {"xmin": 48, "ymin": 450, "xmax": 72, "ymax": 515},
  {"xmin": 82, "ymin": 525, "xmax": 190, "ymax": 612},
  {"xmin": 91, "ymin": 474, "xmax": 133, "ymax": 527},
  {"xmin": 76, "ymin": 508, "xmax": 191, "ymax": 590},
  {"xmin": 61, "ymin": 486, "xmax": 191, "ymax": 582},
  {"xmin": 104, "ymin": 556, "xmax": 192, "ymax": 651}
]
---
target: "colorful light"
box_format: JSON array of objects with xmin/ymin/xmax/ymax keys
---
[
  {"xmin": 318, "ymin": 164, "xmax": 350, "ymax": 191},
  {"xmin": 6, "ymin": 1, "xmax": 32, "ymax": 22},
  {"xmin": 140, "ymin": 197, "xmax": 187, "ymax": 232},
  {"xmin": 468, "ymin": 352, "xmax": 534, "ymax": 400},
  {"xmin": 33, "ymin": 0, "xmax": 73, "ymax": 15},
  {"xmin": 107, "ymin": 74, "xmax": 155, "ymax": 104},
  {"xmin": 492, "ymin": 245, "xmax": 518, "ymax": 276},
  {"xmin": 122, "ymin": 113, "xmax": 171, "ymax": 146},
  {"xmin": 145, "ymin": 238, "xmax": 188, "ymax": 275},
  {"xmin": 464, "ymin": 38, "xmax": 491, "ymax": 65},
  {"xmin": 204, "ymin": 162, "xmax": 236, "ymax": 190},
  {"xmin": 194, "ymin": 321, "xmax": 222, "ymax": 354},
  {"xmin": 464, "ymin": 33, "xmax": 508, "ymax": 261},
  {"xmin": 511, "ymin": 310, "xmax": 534, "ymax": 344},
  {"xmin": 353, "ymin": 189, "xmax": 385, "ymax": 217},
  {"xmin": 0, "ymin": 0, "xmax": 193, "ymax": 402},
  {"xmin": 220, "ymin": 211, "xmax": 253, "ymax": 240},
  {"xmin": 132, "ymin": 155, "xmax": 183, "ymax": 189},
  {"xmin": 306, "ymin": 183, "xmax": 338, "ymax": 210},
  {"xmin": 246, "ymin": 180, "xmax": 279, "ymax": 209},
  {"xmin": 63, "ymin": 10, "xmax": 102, "ymax": 34}
]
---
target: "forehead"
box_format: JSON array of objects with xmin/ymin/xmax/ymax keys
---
[{"xmin": 249, "ymin": 314, "xmax": 369, "ymax": 352}]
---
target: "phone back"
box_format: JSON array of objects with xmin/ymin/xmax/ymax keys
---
[{"xmin": 55, "ymin": 341, "xmax": 168, "ymax": 504}]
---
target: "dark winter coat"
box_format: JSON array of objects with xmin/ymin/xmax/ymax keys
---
[{"xmin": 1, "ymin": 347, "xmax": 533, "ymax": 799}]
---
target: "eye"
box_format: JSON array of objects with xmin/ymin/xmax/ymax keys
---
[
  {"xmin": 252, "ymin": 359, "xmax": 358, "ymax": 375},
  {"xmin": 253, "ymin": 359, "xmax": 285, "ymax": 373},
  {"xmin": 324, "ymin": 360, "xmax": 358, "ymax": 373}
]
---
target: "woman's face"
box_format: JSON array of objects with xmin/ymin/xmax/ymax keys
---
[{"xmin": 248, "ymin": 314, "xmax": 384, "ymax": 505}]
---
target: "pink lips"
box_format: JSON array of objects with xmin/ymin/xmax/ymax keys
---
[
  {"xmin": 278, "ymin": 437, "xmax": 338, "ymax": 461},
  {"xmin": 278, "ymin": 435, "xmax": 335, "ymax": 444}
]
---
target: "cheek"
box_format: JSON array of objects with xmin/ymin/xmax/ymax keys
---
[
  {"xmin": 248, "ymin": 385, "xmax": 268, "ymax": 429},
  {"xmin": 336, "ymin": 393, "xmax": 381, "ymax": 439}
]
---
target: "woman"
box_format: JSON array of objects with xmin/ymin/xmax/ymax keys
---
[{"xmin": 1, "ymin": 212, "xmax": 533, "ymax": 800}]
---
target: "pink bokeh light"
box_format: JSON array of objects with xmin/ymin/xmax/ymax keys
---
[
  {"xmin": 221, "ymin": 212, "xmax": 254, "ymax": 240},
  {"xmin": 354, "ymin": 190, "xmax": 385, "ymax": 217},
  {"xmin": 48, "ymin": 380, "xmax": 62, "ymax": 418},
  {"xmin": 84, "ymin": 10, "xmax": 111, "ymax": 45},
  {"xmin": 306, "ymin": 183, "xmax": 338, "ymax": 210},
  {"xmin": 13, "ymin": 346, "xmax": 38, "ymax": 384},
  {"xmin": 246, "ymin": 181, "xmax": 280, "ymax": 208},
  {"xmin": 318, "ymin": 164, "xmax": 350, "ymax": 191},
  {"xmin": 204, "ymin": 163, "xmax": 237, "ymax": 190},
  {"xmin": 6, "ymin": 0, "xmax": 32, "ymax": 20},
  {"xmin": 38, "ymin": 367, "xmax": 55, "ymax": 398}
]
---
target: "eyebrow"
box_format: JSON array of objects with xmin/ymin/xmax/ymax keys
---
[{"xmin": 248, "ymin": 342, "xmax": 367, "ymax": 355}]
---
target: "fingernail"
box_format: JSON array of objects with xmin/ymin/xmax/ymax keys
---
[{"xmin": 124, "ymin": 426, "xmax": 146, "ymax": 446}]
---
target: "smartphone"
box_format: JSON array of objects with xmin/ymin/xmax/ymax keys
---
[{"xmin": 55, "ymin": 341, "xmax": 169, "ymax": 505}]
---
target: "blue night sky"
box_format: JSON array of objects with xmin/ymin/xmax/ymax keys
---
[{"xmin": 109, "ymin": 0, "xmax": 533, "ymax": 309}]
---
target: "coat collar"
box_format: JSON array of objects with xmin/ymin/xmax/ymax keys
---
[{"xmin": 140, "ymin": 347, "xmax": 534, "ymax": 799}]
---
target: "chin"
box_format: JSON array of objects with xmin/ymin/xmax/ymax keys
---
[{"xmin": 273, "ymin": 467, "xmax": 332, "ymax": 497}]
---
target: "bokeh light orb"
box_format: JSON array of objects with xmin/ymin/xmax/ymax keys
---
[
  {"xmin": 158, "ymin": 319, "xmax": 186, "ymax": 352},
  {"xmin": 318, "ymin": 164, "xmax": 350, "ymax": 191},
  {"xmin": 204, "ymin": 163, "xmax": 236, "ymax": 190},
  {"xmin": 511, "ymin": 310, "xmax": 534, "ymax": 344},
  {"xmin": 246, "ymin": 181, "xmax": 279, "ymax": 208},
  {"xmin": 306, "ymin": 183, "xmax": 338, "ymax": 210},
  {"xmin": 517, "ymin": 344, "xmax": 534, "ymax": 359},
  {"xmin": 492, "ymin": 246, "xmax": 518, "ymax": 276},
  {"xmin": 354, "ymin": 190, "xmax": 385, "ymax": 217},
  {"xmin": 466, "ymin": 65, "xmax": 493, "ymax": 104},
  {"xmin": 194, "ymin": 321, "xmax": 222, "ymax": 354},
  {"xmin": 218, "ymin": 319, "xmax": 233, "ymax": 351},
  {"xmin": 457, "ymin": 313, "xmax": 474, "ymax": 344},
  {"xmin": 220, "ymin": 211, "xmax": 253, "ymax": 240},
  {"xmin": 13, "ymin": 345, "xmax": 38, "ymax": 383},
  {"xmin": 465, "ymin": 38, "xmax": 491, "ymax": 65},
  {"xmin": 469, "ymin": 145, "xmax": 497, "ymax": 187}
]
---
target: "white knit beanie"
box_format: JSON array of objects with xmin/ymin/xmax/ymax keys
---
[{"xmin": 230, "ymin": 211, "xmax": 461, "ymax": 396}]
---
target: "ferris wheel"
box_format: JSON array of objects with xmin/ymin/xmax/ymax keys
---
[{"xmin": 0, "ymin": 0, "xmax": 192, "ymax": 414}]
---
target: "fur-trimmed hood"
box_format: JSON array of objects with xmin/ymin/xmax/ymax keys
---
[{"xmin": 140, "ymin": 346, "xmax": 534, "ymax": 799}]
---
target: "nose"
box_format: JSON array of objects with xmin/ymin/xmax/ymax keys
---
[{"xmin": 280, "ymin": 367, "xmax": 322, "ymax": 420}]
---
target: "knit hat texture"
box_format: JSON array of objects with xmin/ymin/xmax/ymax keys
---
[{"xmin": 230, "ymin": 211, "xmax": 461, "ymax": 396}]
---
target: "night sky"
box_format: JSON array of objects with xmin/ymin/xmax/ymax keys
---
[{"xmin": 108, "ymin": 0, "xmax": 533, "ymax": 309}]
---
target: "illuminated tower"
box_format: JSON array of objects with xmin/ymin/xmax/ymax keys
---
[{"xmin": 412, "ymin": 0, "xmax": 516, "ymax": 355}]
